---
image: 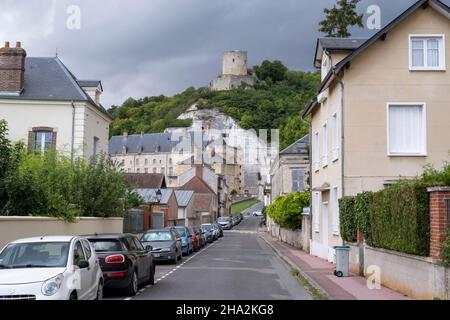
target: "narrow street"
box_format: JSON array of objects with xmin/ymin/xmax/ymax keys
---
[{"xmin": 105, "ymin": 216, "xmax": 311, "ymax": 300}]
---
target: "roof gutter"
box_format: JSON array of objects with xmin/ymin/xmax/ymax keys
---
[
  {"xmin": 71, "ymin": 100, "xmax": 75, "ymax": 163},
  {"xmin": 300, "ymin": 108, "xmax": 313, "ymax": 245},
  {"xmin": 331, "ymin": 65, "xmax": 346, "ymax": 247}
]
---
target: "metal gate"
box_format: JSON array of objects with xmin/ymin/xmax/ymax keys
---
[{"xmin": 123, "ymin": 209, "xmax": 145, "ymax": 234}]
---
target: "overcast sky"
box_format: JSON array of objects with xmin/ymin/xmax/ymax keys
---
[{"xmin": 1, "ymin": 0, "xmax": 445, "ymax": 108}]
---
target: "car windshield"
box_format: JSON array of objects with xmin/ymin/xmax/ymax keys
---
[
  {"xmin": 218, "ymin": 217, "xmax": 230, "ymax": 222},
  {"xmin": 89, "ymin": 239, "xmax": 122, "ymax": 252},
  {"xmin": 142, "ymin": 232, "xmax": 173, "ymax": 242},
  {"xmin": 174, "ymin": 228, "xmax": 186, "ymax": 237},
  {"xmin": 201, "ymin": 225, "xmax": 212, "ymax": 231},
  {"xmin": 0, "ymin": 242, "xmax": 69, "ymax": 269}
]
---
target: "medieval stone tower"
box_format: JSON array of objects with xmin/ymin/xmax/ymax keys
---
[
  {"xmin": 223, "ymin": 51, "xmax": 248, "ymax": 76},
  {"xmin": 210, "ymin": 50, "xmax": 256, "ymax": 91}
]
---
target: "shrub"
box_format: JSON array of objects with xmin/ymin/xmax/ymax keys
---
[
  {"xmin": 369, "ymin": 180, "xmax": 430, "ymax": 256},
  {"xmin": 0, "ymin": 120, "xmax": 129, "ymax": 222},
  {"xmin": 421, "ymin": 163, "xmax": 450, "ymax": 187},
  {"xmin": 441, "ymin": 229, "xmax": 450, "ymax": 267},
  {"xmin": 354, "ymin": 191, "xmax": 373, "ymax": 245},
  {"xmin": 266, "ymin": 192, "xmax": 309, "ymax": 230},
  {"xmin": 339, "ymin": 196, "xmax": 357, "ymax": 243}
]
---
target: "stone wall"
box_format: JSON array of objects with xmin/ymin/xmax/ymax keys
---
[
  {"xmin": 364, "ymin": 246, "xmax": 450, "ymax": 300},
  {"xmin": 0, "ymin": 216, "xmax": 124, "ymax": 250},
  {"xmin": 267, "ymin": 217, "xmax": 309, "ymax": 251}
]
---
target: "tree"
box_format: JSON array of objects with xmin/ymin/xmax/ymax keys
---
[
  {"xmin": 253, "ymin": 60, "xmax": 288, "ymax": 84},
  {"xmin": 319, "ymin": 0, "xmax": 364, "ymax": 38}
]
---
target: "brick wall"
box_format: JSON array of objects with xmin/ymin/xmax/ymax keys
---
[{"xmin": 428, "ymin": 187, "xmax": 450, "ymax": 260}]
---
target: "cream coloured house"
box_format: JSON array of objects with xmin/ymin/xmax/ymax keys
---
[
  {"xmin": 0, "ymin": 42, "xmax": 111, "ymax": 159},
  {"xmin": 303, "ymin": 0, "xmax": 450, "ymax": 262}
]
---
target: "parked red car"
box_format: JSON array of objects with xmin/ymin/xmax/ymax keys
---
[{"xmin": 189, "ymin": 227, "xmax": 201, "ymax": 252}]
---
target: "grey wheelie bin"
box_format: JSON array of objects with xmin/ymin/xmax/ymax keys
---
[{"xmin": 333, "ymin": 246, "xmax": 351, "ymax": 277}]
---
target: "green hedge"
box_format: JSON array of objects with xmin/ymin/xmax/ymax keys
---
[
  {"xmin": 354, "ymin": 191, "xmax": 373, "ymax": 245},
  {"xmin": 339, "ymin": 197, "xmax": 356, "ymax": 243},
  {"xmin": 339, "ymin": 181, "xmax": 430, "ymax": 256},
  {"xmin": 370, "ymin": 181, "xmax": 429, "ymax": 256},
  {"xmin": 441, "ymin": 229, "xmax": 450, "ymax": 267},
  {"xmin": 266, "ymin": 192, "xmax": 309, "ymax": 230}
]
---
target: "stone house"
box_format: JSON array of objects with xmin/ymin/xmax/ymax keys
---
[{"xmin": 0, "ymin": 42, "xmax": 111, "ymax": 159}]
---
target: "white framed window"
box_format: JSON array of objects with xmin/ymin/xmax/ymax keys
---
[
  {"xmin": 387, "ymin": 103, "xmax": 427, "ymax": 156},
  {"xmin": 314, "ymin": 132, "xmax": 320, "ymax": 172},
  {"xmin": 409, "ymin": 35, "xmax": 445, "ymax": 71},
  {"xmin": 313, "ymin": 192, "xmax": 320, "ymax": 233},
  {"xmin": 332, "ymin": 113, "xmax": 339, "ymax": 161},
  {"xmin": 322, "ymin": 122, "xmax": 328, "ymax": 167},
  {"xmin": 332, "ymin": 186, "xmax": 340, "ymax": 235}
]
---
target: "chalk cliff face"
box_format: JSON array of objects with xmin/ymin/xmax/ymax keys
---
[
  {"xmin": 173, "ymin": 104, "xmax": 276, "ymax": 199},
  {"xmin": 177, "ymin": 105, "xmax": 240, "ymax": 131}
]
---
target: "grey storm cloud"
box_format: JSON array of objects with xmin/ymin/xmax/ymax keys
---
[{"xmin": 1, "ymin": 0, "xmax": 445, "ymax": 108}]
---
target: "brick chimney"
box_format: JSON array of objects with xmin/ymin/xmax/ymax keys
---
[
  {"xmin": 195, "ymin": 164, "xmax": 203, "ymax": 179},
  {"xmin": 0, "ymin": 41, "xmax": 26, "ymax": 94}
]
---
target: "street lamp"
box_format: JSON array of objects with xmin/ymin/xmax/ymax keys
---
[{"xmin": 155, "ymin": 189, "xmax": 162, "ymax": 203}]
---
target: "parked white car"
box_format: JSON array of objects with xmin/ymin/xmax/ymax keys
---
[{"xmin": 0, "ymin": 236, "xmax": 103, "ymax": 300}]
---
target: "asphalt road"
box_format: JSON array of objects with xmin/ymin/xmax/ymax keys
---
[{"xmin": 105, "ymin": 216, "xmax": 311, "ymax": 300}]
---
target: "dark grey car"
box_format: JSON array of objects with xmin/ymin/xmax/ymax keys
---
[{"xmin": 140, "ymin": 229, "xmax": 182, "ymax": 264}]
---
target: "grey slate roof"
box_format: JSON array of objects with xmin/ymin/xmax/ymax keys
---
[
  {"xmin": 109, "ymin": 131, "xmax": 209, "ymax": 155},
  {"xmin": 175, "ymin": 190, "xmax": 194, "ymax": 207},
  {"xmin": 109, "ymin": 133, "xmax": 174, "ymax": 155},
  {"xmin": 280, "ymin": 135, "xmax": 309, "ymax": 155},
  {"xmin": 134, "ymin": 188, "xmax": 173, "ymax": 205},
  {"xmin": 318, "ymin": 38, "xmax": 368, "ymax": 50},
  {"xmin": 314, "ymin": 38, "xmax": 367, "ymax": 67},
  {"xmin": 0, "ymin": 57, "xmax": 111, "ymax": 119},
  {"xmin": 77, "ymin": 80, "xmax": 101, "ymax": 88}
]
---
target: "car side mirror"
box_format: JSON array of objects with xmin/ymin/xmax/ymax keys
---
[
  {"xmin": 146, "ymin": 245, "xmax": 153, "ymax": 252},
  {"xmin": 78, "ymin": 260, "xmax": 90, "ymax": 269}
]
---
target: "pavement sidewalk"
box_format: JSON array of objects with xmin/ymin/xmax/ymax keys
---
[{"xmin": 259, "ymin": 230, "xmax": 411, "ymax": 300}]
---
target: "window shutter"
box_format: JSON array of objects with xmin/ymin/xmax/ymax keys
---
[
  {"xmin": 27, "ymin": 131, "xmax": 36, "ymax": 154},
  {"xmin": 51, "ymin": 131, "xmax": 57, "ymax": 151}
]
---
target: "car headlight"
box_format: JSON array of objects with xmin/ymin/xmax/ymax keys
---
[{"xmin": 42, "ymin": 274, "xmax": 64, "ymax": 296}]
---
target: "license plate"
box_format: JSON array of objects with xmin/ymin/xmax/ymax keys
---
[{"xmin": 153, "ymin": 253, "xmax": 161, "ymax": 258}]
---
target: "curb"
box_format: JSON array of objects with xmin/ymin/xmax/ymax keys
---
[{"xmin": 259, "ymin": 232, "xmax": 332, "ymax": 300}]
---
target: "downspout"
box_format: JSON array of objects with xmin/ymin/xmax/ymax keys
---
[
  {"xmin": 332, "ymin": 66, "xmax": 346, "ymax": 247},
  {"xmin": 300, "ymin": 114, "xmax": 313, "ymax": 246},
  {"xmin": 71, "ymin": 101, "xmax": 76, "ymax": 163}
]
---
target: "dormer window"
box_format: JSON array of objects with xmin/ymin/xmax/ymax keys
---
[{"xmin": 409, "ymin": 35, "xmax": 445, "ymax": 71}]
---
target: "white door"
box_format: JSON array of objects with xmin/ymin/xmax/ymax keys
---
[{"xmin": 322, "ymin": 202, "xmax": 329, "ymax": 259}]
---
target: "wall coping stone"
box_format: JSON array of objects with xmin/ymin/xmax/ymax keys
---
[
  {"xmin": 0, "ymin": 216, "xmax": 124, "ymax": 222},
  {"xmin": 427, "ymin": 187, "xmax": 450, "ymax": 193},
  {"xmin": 365, "ymin": 245, "xmax": 442, "ymax": 265}
]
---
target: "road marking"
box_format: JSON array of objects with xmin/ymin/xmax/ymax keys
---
[{"xmin": 122, "ymin": 238, "xmax": 223, "ymax": 300}]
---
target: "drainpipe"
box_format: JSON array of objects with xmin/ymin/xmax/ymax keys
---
[
  {"xmin": 71, "ymin": 101, "xmax": 76, "ymax": 163},
  {"xmin": 300, "ymin": 115, "xmax": 313, "ymax": 245},
  {"xmin": 332, "ymin": 66, "xmax": 346, "ymax": 247}
]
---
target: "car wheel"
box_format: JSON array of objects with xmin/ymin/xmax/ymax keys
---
[
  {"xmin": 69, "ymin": 291, "xmax": 77, "ymax": 301},
  {"xmin": 147, "ymin": 265, "xmax": 155, "ymax": 285},
  {"xmin": 95, "ymin": 281, "xmax": 103, "ymax": 300},
  {"xmin": 125, "ymin": 271, "xmax": 138, "ymax": 296}
]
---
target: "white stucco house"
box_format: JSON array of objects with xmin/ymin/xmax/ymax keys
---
[{"xmin": 0, "ymin": 41, "xmax": 112, "ymax": 160}]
